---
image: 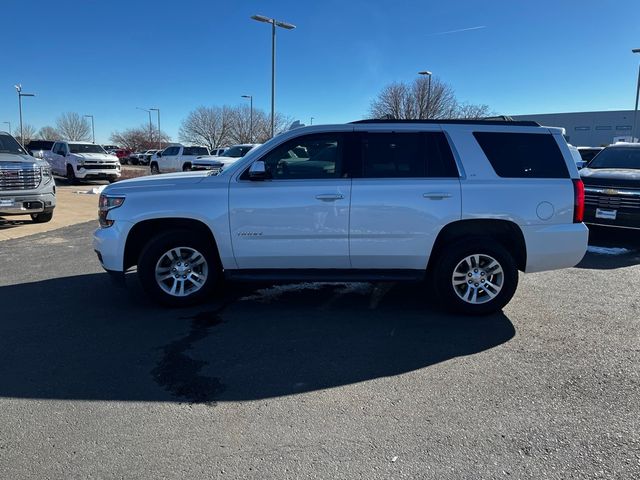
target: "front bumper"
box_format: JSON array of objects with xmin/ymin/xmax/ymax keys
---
[
  {"xmin": 584, "ymin": 205, "xmax": 640, "ymax": 230},
  {"xmin": 76, "ymin": 165, "xmax": 121, "ymax": 179},
  {"xmin": 93, "ymin": 220, "xmax": 134, "ymax": 272},
  {"xmin": 0, "ymin": 191, "xmax": 56, "ymax": 216}
]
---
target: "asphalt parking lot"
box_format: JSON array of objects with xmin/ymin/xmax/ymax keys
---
[{"xmin": 0, "ymin": 222, "xmax": 639, "ymax": 479}]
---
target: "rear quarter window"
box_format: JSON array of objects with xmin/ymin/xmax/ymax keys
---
[{"xmin": 473, "ymin": 132, "xmax": 569, "ymax": 178}]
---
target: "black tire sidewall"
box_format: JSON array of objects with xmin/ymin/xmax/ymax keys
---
[
  {"xmin": 138, "ymin": 230, "xmax": 218, "ymax": 307},
  {"xmin": 434, "ymin": 238, "xmax": 518, "ymax": 315},
  {"xmin": 31, "ymin": 212, "xmax": 53, "ymax": 223}
]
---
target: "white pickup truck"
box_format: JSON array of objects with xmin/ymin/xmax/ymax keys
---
[
  {"xmin": 150, "ymin": 145, "xmax": 210, "ymax": 174},
  {"xmin": 94, "ymin": 120, "xmax": 588, "ymax": 315},
  {"xmin": 44, "ymin": 141, "xmax": 121, "ymax": 184}
]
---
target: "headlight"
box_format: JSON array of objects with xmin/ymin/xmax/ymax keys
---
[
  {"xmin": 77, "ymin": 158, "xmax": 85, "ymax": 166},
  {"xmin": 98, "ymin": 194, "xmax": 125, "ymax": 228},
  {"xmin": 41, "ymin": 165, "xmax": 53, "ymax": 184}
]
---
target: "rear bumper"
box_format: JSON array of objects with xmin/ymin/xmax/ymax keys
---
[
  {"xmin": 522, "ymin": 223, "xmax": 588, "ymax": 273},
  {"xmin": 0, "ymin": 191, "xmax": 56, "ymax": 216},
  {"xmin": 584, "ymin": 205, "xmax": 640, "ymax": 230}
]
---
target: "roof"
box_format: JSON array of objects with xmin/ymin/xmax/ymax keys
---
[{"xmin": 351, "ymin": 119, "xmax": 540, "ymax": 127}]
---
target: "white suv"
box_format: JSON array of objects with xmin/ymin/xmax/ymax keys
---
[{"xmin": 94, "ymin": 120, "xmax": 588, "ymax": 315}]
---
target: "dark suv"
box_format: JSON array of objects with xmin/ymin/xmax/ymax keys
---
[
  {"xmin": 581, "ymin": 143, "xmax": 640, "ymax": 230},
  {"xmin": 26, "ymin": 140, "xmax": 54, "ymax": 158}
]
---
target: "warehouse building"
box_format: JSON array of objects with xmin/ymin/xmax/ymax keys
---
[{"xmin": 511, "ymin": 110, "xmax": 638, "ymax": 147}]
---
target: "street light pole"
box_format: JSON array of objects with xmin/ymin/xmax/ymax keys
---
[
  {"xmin": 241, "ymin": 95, "xmax": 253, "ymax": 142},
  {"xmin": 137, "ymin": 107, "xmax": 153, "ymax": 146},
  {"xmin": 418, "ymin": 71, "xmax": 433, "ymax": 119},
  {"xmin": 251, "ymin": 14, "xmax": 296, "ymax": 138},
  {"xmin": 14, "ymin": 84, "xmax": 35, "ymax": 146},
  {"xmin": 310, "ymin": 117, "xmax": 314, "ymax": 125},
  {"xmin": 632, "ymin": 49, "xmax": 640, "ymax": 143},
  {"xmin": 150, "ymin": 108, "xmax": 161, "ymax": 149},
  {"xmin": 84, "ymin": 115, "xmax": 95, "ymax": 144}
]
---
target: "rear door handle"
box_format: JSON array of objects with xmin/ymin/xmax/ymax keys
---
[
  {"xmin": 315, "ymin": 194, "xmax": 344, "ymax": 201},
  {"xmin": 423, "ymin": 192, "xmax": 452, "ymax": 200}
]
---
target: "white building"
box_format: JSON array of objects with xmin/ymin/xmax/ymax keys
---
[{"xmin": 512, "ymin": 110, "xmax": 638, "ymax": 146}]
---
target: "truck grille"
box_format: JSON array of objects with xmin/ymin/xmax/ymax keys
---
[
  {"xmin": 584, "ymin": 187, "xmax": 640, "ymax": 210},
  {"xmin": 0, "ymin": 163, "xmax": 41, "ymax": 191},
  {"xmin": 83, "ymin": 164, "xmax": 118, "ymax": 170}
]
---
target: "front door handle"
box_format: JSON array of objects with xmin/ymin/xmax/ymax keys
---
[
  {"xmin": 315, "ymin": 194, "xmax": 344, "ymax": 201},
  {"xmin": 423, "ymin": 192, "xmax": 452, "ymax": 200}
]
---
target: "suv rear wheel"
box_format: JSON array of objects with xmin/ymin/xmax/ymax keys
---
[
  {"xmin": 138, "ymin": 230, "xmax": 219, "ymax": 307},
  {"xmin": 433, "ymin": 237, "xmax": 518, "ymax": 315}
]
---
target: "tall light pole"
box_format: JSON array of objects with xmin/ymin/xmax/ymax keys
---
[
  {"xmin": 250, "ymin": 14, "xmax": 296, "ymax": 138},
  {"xmin": 84, "ymin": 115, "xmax": 95, "ymax": 144},
  {"xmin": 241, "ymin": 95, "xmax": 253, "ymax": 142},
  {"xmin": 150, "ymin": 108, "xmax": 161, "ymax": 149},
  {"xmin": 310, "ymin": 117, "xmax": 314, "ymax": 125},
  {"xmin": 14, "ymin": 84, "xmax": 35, "ymax": 146},
  {"xmin": 2, "ymin": 121, "xmax": 10, "ymax": 135},
  {"xmin": 137, "ymin": 107, "xmax": 153, "ymax": 146},
  {"xmin": 632, "ymin": 48, "xmax": 640, "ymax": 143},
  {"xmin": 418, "ymin": 71, "xmax": 432, "ymax": 119}
]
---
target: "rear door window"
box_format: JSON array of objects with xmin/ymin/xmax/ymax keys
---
[
  {"xmin": 357, "ymin": 132, "xmax": 459, "ymax": 178},
  {"xmin": 473, "ymin": 132, "xmax": 569, "ymax": 178}
]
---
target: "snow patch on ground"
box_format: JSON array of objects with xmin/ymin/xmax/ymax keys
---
[
  {"xmin": 75, "ymin": 185, "xmax": 107, "ymax": 195},
  {"xmin": 587, "ymin": 246, "xmax": 632, "ymax": 256}
]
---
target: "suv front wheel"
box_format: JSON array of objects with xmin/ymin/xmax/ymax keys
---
[
  {"xmin": 138, "ymin": 230, "xmax": 219, "ymax": 307},
  {"xmin": 433, "ymin": 237, "xmax": 518, "ymax": 315}
]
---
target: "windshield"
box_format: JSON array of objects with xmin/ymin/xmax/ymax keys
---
[
  {"xmin": 587, "ymin": 147, "xmax": 640, "ymax": 170},
  {"xmin": 224, "ymin": 145, "xmax": 253, "ymax": 158},
  {"xmin": 69, "ymin": 144, "xmax": 107, "ymax": 154},
  {"xmin": 0, "ymin": 134, "xmax": 27, "ymax": 154}
]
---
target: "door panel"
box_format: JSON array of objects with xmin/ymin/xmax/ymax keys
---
[
  {"xmin": 229, "ymin": 179, "xmax": 351, "ymax": 269},
  {"xmin": 349, "ymin": 178, "xmax": 461, "ymax": 269}
]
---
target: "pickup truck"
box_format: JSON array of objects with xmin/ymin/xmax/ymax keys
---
[
  {"xmin": 150, "ymin": 145, "xmax": 210, "ymax": 174},
  {"xmin": 0, "ymin": 131, "xmax": 56, "ymax": 223},
  {"xmin": 44, "ymin": 141, "xmax": 121, "ymax": 184}
]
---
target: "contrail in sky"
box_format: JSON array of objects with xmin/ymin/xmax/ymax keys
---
[{"xmin": 429, "ymin": 25, "xmax": 487, "ymax": 36}]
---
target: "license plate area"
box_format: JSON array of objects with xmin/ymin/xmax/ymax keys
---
[
  {"xmin": 0, "ymin": 199, "xmax": 15, "ymax": 208},
  {"xmin": 596, "ymin": 208, "xmax": 617, "ymax": 220}
]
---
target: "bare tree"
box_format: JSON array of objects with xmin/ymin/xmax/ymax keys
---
[
  {"xmin": 110, "ymin": 125, "xmax": 171, "ymax": 152},
  {"xmin": 56, "ymin": 112, "xmax": 91, "ymax": 141},
  {"xmin": 369, "ymin": 76, "xmax": 491, "ymax": 120},
  {"xmin": 37, "ymin": 126, "xmax": 61, "ymax": 141},
  {"xmin": 178, "ymin": 106, "xmax": 233, "ymax": 151},
  {"xmin": 13, "ymin": 124, "xmax": 36, "ymax": 145}
]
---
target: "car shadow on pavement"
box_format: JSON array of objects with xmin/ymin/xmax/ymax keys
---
[{"xmin": 0, "ymin": 273, "xmax": 515, "ymax": 404}]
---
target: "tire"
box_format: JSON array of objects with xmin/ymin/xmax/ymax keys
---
[
  {"xmin": 108, "ymin": 176, "xmax": 118, "ymax": 184},
  {"xmin": 31, "ymin": 211, "xmax": 53, "ymax": 223},
  {"xmin": 150, "ymin": 163, "xmax": 160, "ymax": 175},
  {"xmin": 432, "ymin": 236, "xmax": 518, "ymax": 315},
  {"xmin": 66, "ymin": 164, "xmax": 79, "ymax": 185},
  {"xmin": 121, "ymin": 158, "xmax": 129, "ymax": 165},
  {"xmin": 182, "ymin": 163, "xmax": 192, "ymax": 172},
  {"xmin": 131, "ymin": 158, "xmax": 139, "ymax": 165},
  {"xmin": 137, "ymin": 229, "xmax": 219, "ymax": 307}
]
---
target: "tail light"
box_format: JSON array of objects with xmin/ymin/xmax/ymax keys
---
[{"xmin": 573, "ymin": 179, "xmax": 584, "ymax": 223}]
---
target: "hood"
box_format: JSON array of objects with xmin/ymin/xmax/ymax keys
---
[
  {"xmin": 74, "ymin": 152, "xmax": 119, "ymax": 161},
  {"xmin": 0, "ymin": 152, "xmax": 47, "ymax": 167},
  {"xmin": 580, "ymin": 168, "xmax": 640, "ymax": 189},
  {"xmin": 103, "ymin": 170, "xmax": 213, "ymax": 195},
  {"xmin": 194, "ymin": 155, "xmax": 238, "ymax": 166}
]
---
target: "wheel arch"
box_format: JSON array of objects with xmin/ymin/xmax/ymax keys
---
[
  {"xmin": 427, "ymin": 219, "xmax": 527, "ymax": 272},
  {"xmin": 123, "ymin": 217, "xmax": 221, "ymax": 270}
]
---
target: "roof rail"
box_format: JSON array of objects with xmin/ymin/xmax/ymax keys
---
[{"xmin": 350, "ymin": 118, "xmax": 540, "ymax": 127}]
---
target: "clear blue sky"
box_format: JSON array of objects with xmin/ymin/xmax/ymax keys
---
[{"xmin": 1, "ymin": 0, "xmax": 638, "ymax": 144}]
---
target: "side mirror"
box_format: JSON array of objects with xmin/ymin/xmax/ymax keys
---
[
  {"xmin": 157, "ymin": 152, "xmax": 162, "ymax": 157},
  {"xmin": 249, "ymin": 161, "xmax": 268, "ymax": 180}
]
